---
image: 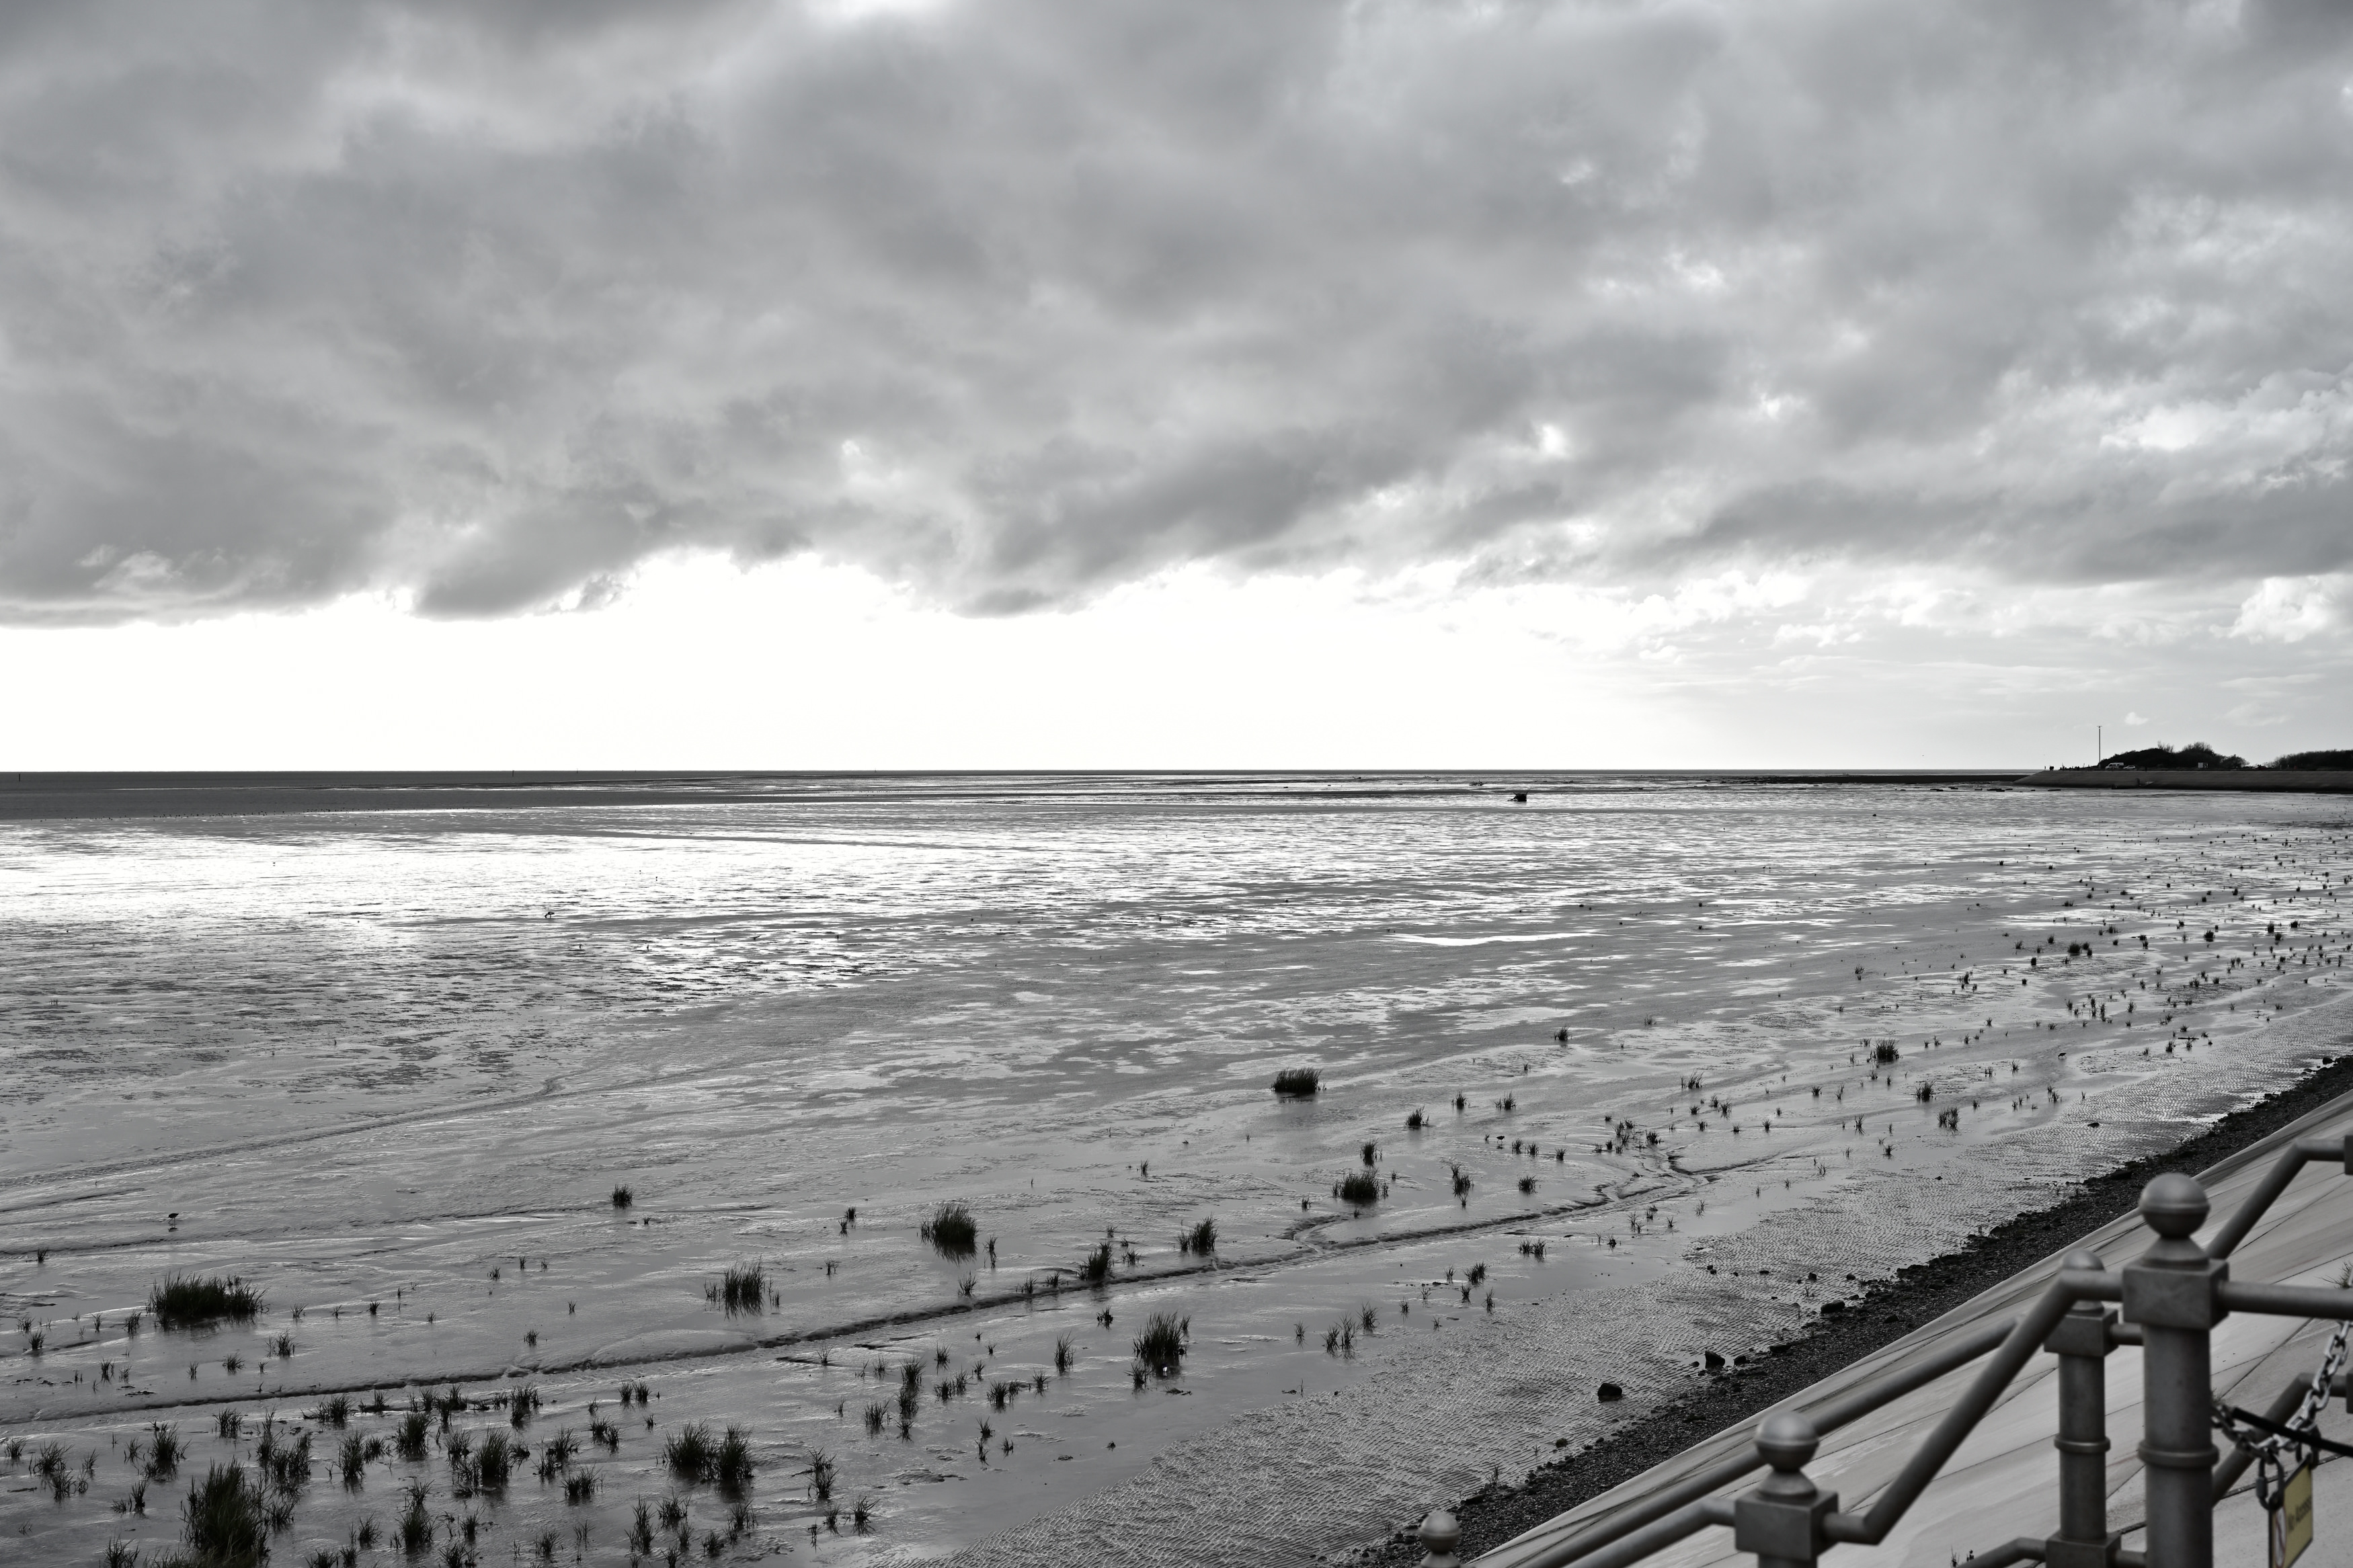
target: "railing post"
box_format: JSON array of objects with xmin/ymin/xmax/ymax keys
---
[
  {"xmin": 1419, "ymin": 1508, "xmax": 1461, "ymax": 1568},
  {"xmin": 1734, "ymin": 1411, "xmax": 1837, "ymax": 1568},
  {"xmin": 2121, "ymin": 1175, "xmax": 2227, "ymax": 1568},
  {"xmin": 2043, "ymin": 1248, "xmax": 2118, "ymax": 1568}
]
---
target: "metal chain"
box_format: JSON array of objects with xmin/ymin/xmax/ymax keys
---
[{"xmin": 2215, "ymin": 1319, "xmax": 2352, "ymax": 1509}]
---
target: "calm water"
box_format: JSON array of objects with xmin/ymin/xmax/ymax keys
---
[{"xmin": 3, "ymin": 774, "xmax": 2348, "ymax": 1563}]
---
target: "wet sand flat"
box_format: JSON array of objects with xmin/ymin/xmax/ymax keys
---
[{"xmin": 1, "ymin": 774, "xmax": 2348, "ymax": 1565}]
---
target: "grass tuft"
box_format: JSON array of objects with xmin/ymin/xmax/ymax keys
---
[
  {"xmin": 1335, "ymin": 1171, "xmax": 1380, "ymax": 1206},
  {"xmin": 395, "ymin": 1480, "xmax": 433, "ymax": 1555},
  {"xmin": 145, "ymin": 1424, "xmax": 184, "ymax": 1481},
  {"xmin": 707, "ymin": 1264, "xmax": 765, "ymax": 1313},
  {"xmin": 1131, "ymin": 1312, "xmax": 1187, "ymax": 1376},
  {"xmin": 664, "ymin": 1423, "xmax": 715, "ymax": 1481},
  {"xmin": 920, "ymin": 1204, "xmax": 978, "ymax": 1257},
  {"xmin": 173, "ymin": 1464, "xmax": 269, "ymax": 1567},
  {"xmin": 1079, "ymin": 1241, "xmax": 1113, "ymax": 1285},
  {"xmin": 713, "ymin": 1426, "xmax": 754, "ymax": 1490},
  {"xmin": 148, "ymin": 1275, "xmax": 264, "ymax": 1331},
  {"xmin": 1271, "ymin": 1067, "xmax": 1321, "ymax": 1098},
  {"xmin": 610, "ymin": 1185, "xmax": 633, "ymax": 1210},
  {"xmin": 1178, "ymin": 1218, "xmax": 1216, "ymax": 1255},
  {"xmin": 473, "ymin": 1432, "xmax": 517, "ymax": 1492}
]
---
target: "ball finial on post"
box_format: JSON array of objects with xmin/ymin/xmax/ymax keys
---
[
  {"xmin": 1419, "ymin": 1508, "xmax": 1462, "ymax": 1568},
  {"xmin": 2138, "ymin": 1173, "xmax": 2208, "ymax": 1239},
  {"xmin": 1755, "ymin": 1410, "xmax": 1820, "ymax": 1475}
]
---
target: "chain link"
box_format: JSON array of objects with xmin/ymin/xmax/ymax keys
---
[{"xmin": 2215, "ymin": 1320, "xmax": 2352, "ymax": 1510}]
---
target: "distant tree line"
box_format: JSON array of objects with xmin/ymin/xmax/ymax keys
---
[{"xmin": 2098, "ymin": 743, "xmax": 2353, "ymax": 771}]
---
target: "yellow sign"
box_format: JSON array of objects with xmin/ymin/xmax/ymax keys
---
[{"xmin": 2270, "ymin": 1462, "xmax": 2314, "ymax": 1568}]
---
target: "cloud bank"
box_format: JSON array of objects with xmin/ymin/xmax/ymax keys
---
[{"xmin": 3, "ymin": 0, "xmax": 2351, "ymax": 625}]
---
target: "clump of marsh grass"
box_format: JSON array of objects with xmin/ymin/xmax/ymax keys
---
[
  {"xmin": 1334, "ymin": 1171, "xmax": 1380, "ymax": 1206},
  {"xmin": 1405, "ymin": 1109, "xmax": 1425, "ymax": 1130},
  {"xmin": 254, "ymin": 1423, "xmax": 311, "ymax": 1491},
  {"xmin": 145, "ymin": 1424, "xmax": 184, "ymax": 1481},
  {"xmin": 1131, "ymin": 1312, "xmax": 1188, "ymax": 1378},
  {"xmin": 1360, "ymin": 1142, "xmax": 1378, "ymax": 1167},
  {"xmin": 707, "ymin": 1264, "xmax": 766, "ymax": 1313},
  {"xmin": 1177, "ymin": 1219, "xmax": 1217, "ymax": 1255},
  {"xmin": 394, "ymin": 1412, "xmax": 430, "ymax": 1462},
  {"xmin": 1450, "ymin": 1164, "xmax": 1474, "ymax": 1200},
  {"xmin": 664, "ymin": 1423, "xmax": 755, "ymax": 1489},
  {"xmin": 920, "ymin": 1204, "xmax": 978, "ymax": 1257},
  {"xmin": 174, "ymin": 1464, "xmax": 269, "ymax": 1566},
  {"xmin": 471, "ymin": 1432, "xmax": 518, "ymax": 1493},
  {"xmin": 563, "ymin": 1471, "xmax": 595, "ymax": 1505},
  {"xmin": 507, "ymin": 1384, "xmax": 541, "ymax": 1429},
  {"xmin": 395, "ymin": 1479, "xmax": 434, "ymax": 1555},
  {"xmin": 1518, "ymin": 1175, "xmax": 1537, "ymax": 1194},
  {"xmin": 610, "ymin": 1185, "xmax": 633, "ymax": 1209},
  {"xmin": 148, "ymin": 1275, "xmax": 264, "ymax": 1331},
  {"xmin": 1079, "ymin": 1242, "xmax": 1113, "ymax": 1286},
  {"xmin": 1271, "ymin": 1067, "xmax": 1321, "ymax": 1098},
  {"xmin": 706, "ymin": 1429, "xmax": 753, "ymax": 1495},
  {"xmin": 535, "ymin": 1429, "xmax": 578, "ymax": 1481},
  {"xmin": 664, "ymin": 1423, "xmax": 715, "ymax": 1482},
  {"xmin": 215, "ymin": 1410, "xmax": 244, "ymax": 1442},
  {"xmin": 1053, "ymin": 1333, "xmax": 1076, "ymax": 1374},
  {"xmin": 627, "ymin": 1499, "xmax": 656, "ymax": 1556},
  {"xmin": 801, "ymin": 1446, "xmax": 836, "ymax": 1503},
  {"xmin": 312, "ymin": 1394, "xmax": 351, "ymax": 1428},
  {"xmin": 337, "ymin": 1433, "xmax": 368, "ymax": 1489},
  {"xmin": 1873, "ymin": 1042, "xmax": 1901, "ymax": 1065}
]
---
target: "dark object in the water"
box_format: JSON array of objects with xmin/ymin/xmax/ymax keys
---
[
  {"xmin": 922, "ymin": 1204, "xmax": 978, "ymax": 1257},
  {"xmin": 150, "ymin": 1275, "xmax": 264, "ymax": 1330},
  {"xmin": 1703, "ymin": 1350, "xmax": 1724, "ymax": 1371},
  {"xmin": 1271, "ymin": 1067, "xmax": 1322, "ymax": 1098},
  {"xmin": 610, "ymin": 1185, "xmax": 633, "ymax": 1209},
  {"xmin": 1511, "ymin": 791, "xmax": 1527, "ymax": 802},
  {"xmin": 1872, "ymin": 1042, "xmax": 1900, "ymax": 1065},
  {"xmin": 1597, "ymin": 1383, "xmax": 1624, "ymax": 1402}
]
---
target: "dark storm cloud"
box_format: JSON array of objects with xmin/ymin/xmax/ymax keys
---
[{"xmin": 2, "ymin": 0, "xmax": 2350, "ymax": 623}]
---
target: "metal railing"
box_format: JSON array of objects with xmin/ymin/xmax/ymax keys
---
[{"xmin": 1416, "ymin": 1134, "xmax": 2353, "ymax": 1568}]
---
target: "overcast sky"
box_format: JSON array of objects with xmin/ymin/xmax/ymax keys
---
[{"xmin": 3, "ymin": 0, "xmax": 2348, "ymax": 767}]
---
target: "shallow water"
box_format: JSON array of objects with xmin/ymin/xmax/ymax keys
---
[{"xmin": 3, "ymin": 774, "xmax": 2349, "ymax": 1565}]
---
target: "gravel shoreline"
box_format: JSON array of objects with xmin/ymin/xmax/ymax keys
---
[{"xmin": 1357, "ymin": 1048, "xmax": 2353, "ymax": 1566}]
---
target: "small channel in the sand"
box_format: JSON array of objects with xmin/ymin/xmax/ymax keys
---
[{"xmin": 3, "ymin": 774, "xmax": 2349, "ymax": 1563}]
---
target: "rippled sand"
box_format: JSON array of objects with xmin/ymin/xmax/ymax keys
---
[{"xmin": 2, "ymin": 775, "xmax": 2347, "ymax": 1564}]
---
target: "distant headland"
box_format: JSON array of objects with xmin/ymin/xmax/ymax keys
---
[{"xmin": 2026, "ymin": 741, "xmax": 2353, "ymax": 792}]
